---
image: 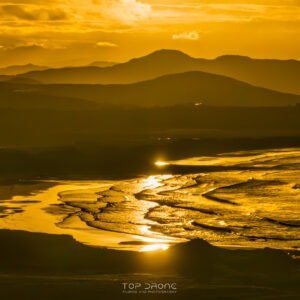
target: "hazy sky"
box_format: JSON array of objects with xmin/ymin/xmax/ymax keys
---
[{"xmin": 0, "ymin": 0, "xmax": 299, "ymax": 66}]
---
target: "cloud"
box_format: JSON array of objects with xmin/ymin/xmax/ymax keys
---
[
  {"xmin": 0, "ymin": 4, "xmax": 68, "ymax": 21},
  {"xmin": 93, "ymin": 0, "xmax": 152, "ymax": 24},
  {"xmin": 0, "ymin": 0, "xmax": 300, "ymax": 65},
  {"xmin": 96, "ymin": 41, "xmax": 118, "ymax": 47},
  {"xmin": 172, "ymin": 31, "xmax": 199, "ymax": 40}
]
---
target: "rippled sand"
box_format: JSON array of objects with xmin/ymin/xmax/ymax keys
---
[{"xmin": 0, "ymin": 148, "xmax": 299, "ymax": 251}]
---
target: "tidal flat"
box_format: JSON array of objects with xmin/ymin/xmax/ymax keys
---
[{"xmin": 0, "ymin": 146, "xmax": 299, "ymax": 299}]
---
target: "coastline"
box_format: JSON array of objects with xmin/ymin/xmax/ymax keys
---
[
  {"xmin": 1, "ymin": 146, "xmax": 300, "ymax": 253},
  {"xmin": 1, "ymin": 143, "xmax": 300, "ymax": 299}
]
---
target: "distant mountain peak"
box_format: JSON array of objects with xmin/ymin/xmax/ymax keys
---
[
  {"xmin": 215, "ymin": 55, "xmax": 252, "ymax": 61},
  {"xmin": 149, "ymin": 49, "xmax": 191, "ymax": 57},
  {"xmin": 130, "ymin": 49, "xmax": 194, "ymax": 63},
  {"xmin": 7, "ymin": 63, "xmax": 41, "ymax": 68},
  {"xmin": 24, "ymin": 63, "xmax": 38, "ymax": 67},
  {"xmin": 89, "ymin": 61, "xmax": 117, "ymax": 67},
  {"xmin": 0, "ymin": 63, "xmax": 48, "ymax": 76}
]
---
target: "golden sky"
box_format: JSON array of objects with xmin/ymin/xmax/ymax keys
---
[{"xmin": 0, "ymin": 0, "xmax": 299, "ymax": 66}]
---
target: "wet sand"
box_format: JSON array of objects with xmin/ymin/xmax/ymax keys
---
[
  {"xmin": 1, "ymin": 143, "xmax": 300, "ymax": 299},
  {"xmin": 0, "ymin": 180, "xmax": 182, "ymax": 251},
  {"xmin": 1, "ymin": 148, "xmax": 299, "ymax": 252}
]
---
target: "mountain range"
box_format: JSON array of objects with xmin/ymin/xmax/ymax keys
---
[
  {"xmin": 1, "ymin": 49, "xmax": 300, "ymax": 147},
  {"xmin": 1, "ymin": 71, "xmax": 299, "ymax": 109},
  {"xmin": 14, "ymin": 49, "xmax": 300, "ymax": 95}
]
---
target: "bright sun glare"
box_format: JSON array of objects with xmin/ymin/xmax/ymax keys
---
[
  {"xmin": 141, "ymin": 244, "xmax": 169, "ymax": 252},
  {"xmin": 155, "ymin": 161, "xmax": 169, "ymax": 166}
]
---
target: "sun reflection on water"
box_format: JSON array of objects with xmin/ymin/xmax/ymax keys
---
[
  {"xmin": 142, "ymin": 174, "xmax": 173, "ymax": 190},
  {"xmin": 138, "ymin": 225, "xmax": 176, "ymax": 251},
  {"xmin": 142, "ymin": 176, "xmax": 162, "ymax": 189}
]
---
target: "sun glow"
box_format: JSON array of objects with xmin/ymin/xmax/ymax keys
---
[
  {"xmin": 155, "ymin": 161, "xmax": 169, "ymax": 167},
  {"xmin": 141, "ymin": 243, "xmax": 169, "ymax": 252},
  {"xmin": 0, "ymin": 0, "xmax": 299, "ymax": 67}
]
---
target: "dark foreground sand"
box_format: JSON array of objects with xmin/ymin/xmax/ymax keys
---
[{"xmin": 0, "ymin": 230, "xmax": 299, "ymax": 300}]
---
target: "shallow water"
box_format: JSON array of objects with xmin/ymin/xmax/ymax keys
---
[{"xmin": 0, "ymin": 148, "xmax": 299, "ymax": 251}]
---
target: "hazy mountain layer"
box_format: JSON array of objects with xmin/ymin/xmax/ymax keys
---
[
  {"xmin": 0, "ymin": 82, "xmax": 99, "ymax": 110},
  {"xmin": 17, "ymin": 71, "xmax": 300, "ymax": 107},
  {"xmin": 0, "ymin": 64, "xmax": 48, "ymax": 76},
  {"xmin": 17, "ymin": 49, "xmax": 300, "ymax": 95}
]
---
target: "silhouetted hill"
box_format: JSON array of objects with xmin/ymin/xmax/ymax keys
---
[
  {"xmin": 16, "ymin": 49, "xmax": 199, "ymax": 84},
  {"xmin": 18, "ymin": 49, "xmax": 300, "ymax": 94},
  {"xmin": 0, "ymin": 75, "xmax": 12, "ymax": 81},
  {"xmin": 5, "ymin": 77, "xmax": 41, "ymax": 85},
  {"xmin": 31, "ymin": 71, "xmax": 300, "ymax": 107},
  {"xmin": 0, "ymin": 63, "xmax": 48, "ymax": 75},
  {"xmin": 126, "ymin": 49, "xmax": 195, "ymax": 69},
  {"xmin": 0, "ymin": 82, "xmax": 100, "ymax": 110},
  {"xmin": 0, "ymin": 231, "xmax": 299, "ymax": 300},
  {"xmin": 203, "ymin": 55, "xmax": 300, "ymax": 95}
]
